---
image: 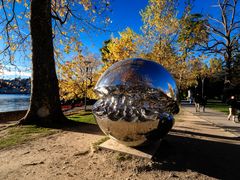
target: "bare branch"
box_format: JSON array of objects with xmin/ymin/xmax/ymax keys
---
[
  {"xmin": 0, "ymin": 0, "xmax": 17, "ymax": 62},
  {"xmin": 0, "ymin": 45, "xmax": 10, "ymax": 54},
  {"xmin": 207, "ymin": 24, "xmax": 227, "ymax": 40},
  {"xmin": 218, "ymin": 0, "xmax": 228, "ymax": 34},
  {"xmin": 54, "ymin": 20, "xmax": 71, "ymax": 38},
  {"xmin": 229, "ymin": 0, "xmax": 238, "ymax": 33},
  {"xmin": 198, "ymin": 42, "xmax": 226, "ymax": 55},
  {"xmin": 208, "ymin": 33, "xmax": 226, "ymax": 45},
  {"xmin": 208, "ymin": 15, "xmax": 224, "ymax": 26},
  {"xmin": 67, "ymin": 7, "xmax": 112, "ymax": 32},
  {"xmin": 51, "ymin": 6, "xmax": 70, "ymax": 25}
]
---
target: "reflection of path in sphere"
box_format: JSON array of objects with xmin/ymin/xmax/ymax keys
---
[
  {"xmin": 93, "ymin": 88, "xmax": 178, "ymax": 122},
  {"xmin": 93, "ymin": 58, "xmax": 179, "ymax": 147},
  {"xmin": 96, "ymin": 117, "xmax": 160, "ymax": 147}
]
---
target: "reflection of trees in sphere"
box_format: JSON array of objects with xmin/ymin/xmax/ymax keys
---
[{"xmin": 93, "ymin": 58, "xmax": 179, "ymax": 147}]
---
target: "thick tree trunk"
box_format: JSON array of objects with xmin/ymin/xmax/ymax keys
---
[{"xmin": 20, "ymin": 0, "xmax": 68, "ymax": 126}]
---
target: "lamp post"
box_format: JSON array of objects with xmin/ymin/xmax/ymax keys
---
[
  {"xmin": 84, "ymin": 60, "xmax": 91, "ymax": 111},
  {"xmin": 202, "ymin": 77, "xmax": 205, "ymax": 99}
]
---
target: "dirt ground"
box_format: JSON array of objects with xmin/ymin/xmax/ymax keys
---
[{"xmin": 0, "ymin": 109, "xmax": 240, "ymax": 180}]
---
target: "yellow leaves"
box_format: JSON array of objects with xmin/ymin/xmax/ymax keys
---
[
  {"xmin": 17, "ymin": 15, "xmax": 23, "ymax": 19},
  {"xmin": 102, "ymin": 28, "xmax": 139, "ymax": 64},
  {"xmin": 64, "ymin": 45, "xmax": 70, "ymax": 54},
  {"xmin": 141, "ymin": 0, "xmax": 179, "ymax": 36},
  {"xmin": 74, "ymin": 42, "xmax": 82, "ymax": 52},
  {"xmin": 178, "ymin": 14, "xmax": 208, "ymax": 50},
  {"xmin": 58, "ymin": 8, "xmax": 66, "ymax": 17},
  {"xmin": 59, "ymin": 38, "xmax": 82, "ymax": 54},
  {"xmin": 209, "ymin": 58, "xmax": 222, "ymax": 74},
  {"xmin": 79, "ymin": 0, "xmax": 92, "ymax": 11},
  {"xmin": 10, "ymin": 45, "xmax": 17, "ymax": 51},
  {"xmin": 0, "ymin": 36, "xmax": 2, "ymax": 40},
  {"xmin": 7, "ymin": 0, "xmax": 22, "ymax": 2},
  {"xmin": 25, "ymin": 12, "xmax": 30, "ymax": 19},
  {"xmin": 140, "ymin": 0, "xmax": 211, "ymax": 91},
  {"xmin": 15, "ymin": 0, "xmax": 28, "ymax": 7},
  {"xmin": 58, "ymin": 52, "xmax": 99, "ymax": 100}
]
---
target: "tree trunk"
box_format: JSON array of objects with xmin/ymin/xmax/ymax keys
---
[
  {"xmin": 20, "ymin": 0, "xmax": 68, "ymax": 126},
  {"xmin": 225, "ymin": 50, "xmax": 232, "ymax": 81}
]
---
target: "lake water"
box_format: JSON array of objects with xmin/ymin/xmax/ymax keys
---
[{"xmin": 0, "ymin": 94, "xmax": 30, "ymax": 112}]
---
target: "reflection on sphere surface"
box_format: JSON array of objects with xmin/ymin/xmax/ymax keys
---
[{"xmin": 93, "ymin": 58, "xmax": 179, "ymax": 146}]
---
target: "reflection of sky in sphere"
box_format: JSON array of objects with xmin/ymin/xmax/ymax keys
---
[{"xmin": 96, "ymin": 58, "xmax": 178, "ymax": 99}]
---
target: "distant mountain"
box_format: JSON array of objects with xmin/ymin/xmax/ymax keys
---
[{"xmin": 0, "ymin": 78, "xmax": 31, "ymax": 94}]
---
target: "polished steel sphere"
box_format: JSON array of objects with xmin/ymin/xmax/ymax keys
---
[{"xmin": 93, "ymin": 58, "xmax": 179, "ymax": 146}]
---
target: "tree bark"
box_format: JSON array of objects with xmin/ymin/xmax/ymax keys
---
[{"xmin": 20, "ymin": 0, "xmax": 68, "ymax": 126}]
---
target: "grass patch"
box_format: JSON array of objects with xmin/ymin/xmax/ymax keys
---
[
  {"xmin": 67, "ymin": 111, "xmax": 96, "ymax": 125},
  {"xmin": 206, "ymin": 102, "xmax": 229, "ymax": 114},
  {"xmin": 0, "ymin": 111, "xmax": 96, "ymax": 150},
  {"xmin": 0, "ymin": 125, "xmax": 57, "ymax": 150}
]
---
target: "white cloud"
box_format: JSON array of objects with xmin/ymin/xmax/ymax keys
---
[{"xmin": 0, "ymin": 69, "xmax": 31, "ymax": 78}]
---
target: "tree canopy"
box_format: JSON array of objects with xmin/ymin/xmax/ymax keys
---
[
  {"xmin": 0, "ymin": 0, "xmax": 111, "ymax": 126},
  {"xmin": 100, "ymin": 0, "xmax": 239, "ymax": 96}
]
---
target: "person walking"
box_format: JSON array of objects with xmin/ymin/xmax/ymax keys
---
[
  {"xmin": 201, "ymin": 96, "xmax": 207, "ymax": 112},
  {"xmin": 194, "ymin": 93, "xmax": 201, "ymax": 112},
  {"xmin": 227, "ymin": 95, "xmax": 237, "ymax": 121}
]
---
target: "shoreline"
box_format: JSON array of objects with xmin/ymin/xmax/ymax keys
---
[
  {"xmin": 0, "ymin": 106, "xmax": 83, "ymax": 121},
  {"xmin": 0, "ymin": 93, "xmax": 30, "ymax": 95},
  {"xmin": 0, "ymin": 110, "xmax": 27, "ymax": 121}
]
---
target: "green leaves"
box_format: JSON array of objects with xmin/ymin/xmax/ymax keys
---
[{"xmin": 178, "ymin": 13, "xmax": 209, "ymax": 50}]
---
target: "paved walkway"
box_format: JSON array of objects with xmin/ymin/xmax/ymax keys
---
[{"xmin": 180, "ymin": 104, "xmax": 240, "ymax": 138}]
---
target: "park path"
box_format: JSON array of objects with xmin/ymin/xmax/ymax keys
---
[{"xmin": 180, "ymin": 104, "xmax": 240, "ymax": 138}]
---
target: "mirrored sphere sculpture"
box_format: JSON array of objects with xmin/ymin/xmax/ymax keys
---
[{"xmin": 93, "ymin": 58, "xmax": 179, "ymax": 146}]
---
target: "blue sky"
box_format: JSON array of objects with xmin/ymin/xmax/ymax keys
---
[
  {"xmin": 80, "ymin": 0, "xmax": 149, "ymax": 54},
  {"xmin": 0, "ymin": 0, "xmax": 227, "ymax": 79},
  {"xmin": 81, "ymin": 0, "xmax": 216, "ymax": 55}
]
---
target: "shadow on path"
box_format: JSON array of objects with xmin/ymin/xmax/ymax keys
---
[
  {"xmin": 60, "ymin": 122, "xmax": 104, "ymax": 136},
  {"xmin": 171, "ymin": 129, "xmax": 240, "ymax": 141},
  {"xmin": 137, "ymin": 134, "xmax": 240, "ymax": 179}
]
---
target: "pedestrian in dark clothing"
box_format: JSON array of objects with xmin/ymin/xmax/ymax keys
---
[
  {"xmin": 227, "ymin": 96, "xmax": 237, "ymax": 121},
  {"xmin": 194, "ymin": 94, "xmax": 201, "ymax": 112},
  {"xmin": 200, "ymin": 96, "xmax": 207, "ymax": 112}
]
